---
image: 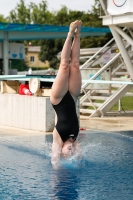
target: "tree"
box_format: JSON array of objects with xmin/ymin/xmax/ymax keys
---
[
  {"xmin": 90, "ymin": 0, "xmax": 101, "ymax": 16},
  {"xmin": 8, "ymin": 0, "xmax": 31, "ymax": 23},
  {"xmin": 30, "ymin": 1, "xmax": 54, "ymax": 24},
  {"xmin": 0, "ymin": 14, "xmax": 8, "ymax": 22},
  {"xmin": 11, "ymin": 59, "xmax": 28, "ymax": 71},
  {"xmin": 52, "ymin": 6, "xmax": 69, "ymax": 25},
  {"xmin": 39, "ymin": 39, "xmax": 63, "ymax": 69},
  {"xmin": 80, "ymin": 0, "xmax": 112, "ymax": 48},
  {"xmin": 8, "ymin": 0, "xmax": 53, "ymax": 24}
]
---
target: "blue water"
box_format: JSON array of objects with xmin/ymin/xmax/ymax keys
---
[{"xmin": 0, "ymin": 130, "xmax": 133, "ymax": 200}]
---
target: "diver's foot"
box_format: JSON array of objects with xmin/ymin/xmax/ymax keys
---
[
  {"xmin": 74, "ymin": 20, "xmax": 82, "ymax": 37},
  {"xmin": 68, "ymin": 20, "xmax": 78, "ymax": 37}
]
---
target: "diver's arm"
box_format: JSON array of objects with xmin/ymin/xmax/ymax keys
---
[
  {"xmin": 51, "ymin": 129, "xmax": 63, "ymax": 169},
  {"xmin": 51, "ymin": 142, "xmax": 61, "ymax": 169}
]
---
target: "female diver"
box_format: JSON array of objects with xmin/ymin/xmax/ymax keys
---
[{"xmin": 50, "ymin": 20, "xmax": 82, "ymax": 167}]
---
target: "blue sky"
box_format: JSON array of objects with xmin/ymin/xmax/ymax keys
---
[{"xmin": 0, "ymin": 0, "xmax": 94, "ymax": 17}]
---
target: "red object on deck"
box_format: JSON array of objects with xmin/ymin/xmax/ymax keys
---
[
  {"xmin": 80, "ymin": 128, "xmax": 86, "ymax": 130},
  {"xmin": 19, "ymin": 84, "xmax": 32, "ymax": 96}
]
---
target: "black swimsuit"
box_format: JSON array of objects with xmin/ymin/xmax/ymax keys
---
[{"xmin": 52, "ymin": 91, "xmax": 79, "ymax": 143}]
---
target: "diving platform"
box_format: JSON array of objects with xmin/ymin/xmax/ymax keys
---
[{"xmin": 102, "ymin": 13, "xmax": 133, "ymax": 27}]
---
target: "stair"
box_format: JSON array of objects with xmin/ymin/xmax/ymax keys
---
[
  {"xmin": 82, "ymin": 102, "xmax": 102, "ymax": 107},
  {"xmin": 114, "ymin": 72, "xmax": 129, "ymax": 76},
  {"xmin": 80, "ymin": 109, "xmax": 94, "ymax": 114}
]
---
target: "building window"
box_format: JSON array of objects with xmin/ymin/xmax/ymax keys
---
[{"xmin": 30, "ymin": 56, "xmax": 35, "ymax": 62}]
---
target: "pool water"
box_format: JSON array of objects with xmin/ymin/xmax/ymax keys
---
[{"xmin": 0, "ymin": 130, "xmax": 133, "ymax": 200}]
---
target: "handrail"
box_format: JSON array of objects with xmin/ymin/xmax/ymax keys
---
[
  {"xmin": 80, "ymin": 37, "xmax": 114, "ymax": 69},
  {"xmin": 81, "ymin": 43, "xmax": 131, "ymax": 89},
  {"xmin": 80, "ymin": 27, "xmax": 127, "ymax": 69}
]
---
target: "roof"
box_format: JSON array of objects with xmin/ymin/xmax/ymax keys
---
[
  {"xmin": 28, "ymin": 46, "xmax": 41, "ymax": 52},
  {"xmin": 0, "ymin": 22, "xmax": 111, "ymax": 41}
]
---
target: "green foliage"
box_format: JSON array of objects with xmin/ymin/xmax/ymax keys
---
[
  {"xmin": 11, "ymin": 59, "xmax": 28, "ymax": 71},
  {"xmin": 110, "ymin": 97, "xmax": 133, "ymax": 111},
  {"xmin": 31, "ymin": 66, "xmax": 49, "ymax": 70},
  {"xmin": 0, "ymin": 14, "xmax": 8, "ymax": 22},
  {"xmin": 8, "ymin": 0, "xmax": 31, "ymax": 23},
  {"xmin": 30, "ymin": 1, "xmax": 54, "ymax": 24},
  {"xmin": 80, "ymin": 33, "xmax": 112, "ymax": 48},
  {"xmin": 53, "ymin": 6, "xmax": 69, "ymax": 25},
  {"xmin": 89, "ymin": 0, "xmax": 101, "ymax": 16},
  {"xmin": 38, "ymin": 39, "xmax": 63, "ymax": 68},
  {"xmin": 49, "ymin": 58, "xmax": 59, "ymax": 69},
  {"xmin": 8, "ymin": 0, "xmax": 53, "ymax": 24}
]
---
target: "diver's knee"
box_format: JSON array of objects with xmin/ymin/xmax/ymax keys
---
[
  {"xmin": 60, "ymin": 61, "xmax": 69, "ymax": 69},
  {"xmin": 71, "ymin": 62, "xmax": 80, "ymax": 70}
]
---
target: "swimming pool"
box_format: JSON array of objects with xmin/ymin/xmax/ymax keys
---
[{"xmin": 0, "ymin": 130, "xmax": 133, "ymax": 200}]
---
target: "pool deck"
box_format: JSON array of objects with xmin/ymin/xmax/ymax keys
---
[
  {"xmin": 0, "ymin": 116, "xmax": 133, "ymax": 136},
  {"xmin": 80, "ymin": 116, "xmax": 133, "ymax": 131},
  {"xmin": 0, "ymin": 124, "xmax": 47, "ymax": 136}
]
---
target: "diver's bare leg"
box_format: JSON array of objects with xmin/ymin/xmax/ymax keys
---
[
  {"xmin": 69, "ymin": 21, "xmax": 82, "ymax": 100},
  {"xmin": 50, "ymin": 20, "xmax": 79, "ymax": 105}
]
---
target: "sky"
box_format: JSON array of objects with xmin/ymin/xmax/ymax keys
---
[{"xmin": 0, "ymin": 0, "xmax": 94, "ymax": 17}]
